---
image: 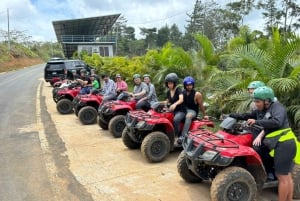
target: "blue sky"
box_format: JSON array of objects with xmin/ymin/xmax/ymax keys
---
[{"xmin": 0, "ymin": 0, "xmax": 266, "ymax": 42}]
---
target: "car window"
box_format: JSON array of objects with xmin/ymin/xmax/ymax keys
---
[
  {"xmin": 46, "ymin": 63, "xmax": 65, "ymax": 70},
  {"xmin": 65, "ymin": 61, "xmax": 75, "ymax": 69}
]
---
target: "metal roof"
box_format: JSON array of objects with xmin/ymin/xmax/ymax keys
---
[
  {"xmin": 52, "ymin": 14, "xmax": 121, "ymax": 42},
  {"xmin": 52, "ymin": 14, "xmax": 120, "ymax": 58}
]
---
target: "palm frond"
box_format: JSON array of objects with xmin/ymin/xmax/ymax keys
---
[
  {"xmin": 194, "ymin": 34, "xmax": 215, "ymax": 62},
  {"xmin": 268, "ymin": 77, "xmax": 300, "ymax": 94}
]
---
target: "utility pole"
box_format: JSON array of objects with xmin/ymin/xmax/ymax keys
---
[{"xmin": 7, "ymin": 8, "xmax": 10, "ymax": 52}]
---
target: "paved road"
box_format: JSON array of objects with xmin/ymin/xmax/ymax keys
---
[{"xmin": 0, "ymin": 65, "xmax": 92, "ymax": 201}]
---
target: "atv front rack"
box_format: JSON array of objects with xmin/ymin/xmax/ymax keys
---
[{"xmin": 184, "ymin": 130, "xmax": 239, "ymax": 160}]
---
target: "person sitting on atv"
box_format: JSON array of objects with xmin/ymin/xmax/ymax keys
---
[
  {"xmin": 136, "ymin": 74, "xmax": 158, "ymax": 109},
  {"xmin": 102, "ymin": 74, "xmax": 116, "ymax": 102},
  {"xmin": 89, "ymin": 74, "xmax": 100, "ymax": 90},
  {"xmin": 128, "ymin": 74, "xmax": 149, "ymax": 110},
  {"xmin": 115, "ymin": 74, "xmax": 128, "ymax": 95},
  {"xmin": 90, "ymin": 69, "xmax": 101, "ymax": 89},
  {"xmin": 177, "ymin": 76, "xmax": 208, "ymax": 144},
  {"xmin": 77, "ymin": 69, "xmax": 92, "ymax": 94},
  {"xmin": 70, "ymin": 69, "xmax": 80, "ymax": 81},
  {"xmin": 163, "ymin": 73, "xmax": 186, "ymax": 142},
  {"xmin": 230, "ymin": 86, "xmax": 300, "ymax": 201},
  {"xmin": 247, "ymin": 81, "xmax": 265, "ymax": 112}
]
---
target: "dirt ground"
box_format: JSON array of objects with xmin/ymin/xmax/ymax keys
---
[
  {"xmin": 0, "ymin": 57, "xmax": 43, "ymax": 73},
  {"xmin": 42, "ymin": 82, "xmax": 280, "ymax": 201}
]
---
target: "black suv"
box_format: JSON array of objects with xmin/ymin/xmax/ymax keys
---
[{"xmin": 44, "ymin": 59, "xmax": 90, "ymax": 85}]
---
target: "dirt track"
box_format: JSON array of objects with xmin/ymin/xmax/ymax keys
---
[{"xmin": 42, "ymin": 81, "xmax": 279, "ymax": 201}]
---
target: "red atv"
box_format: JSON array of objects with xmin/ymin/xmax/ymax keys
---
[
  {"xmin": 177, "ymin": 116, "xmax": 300, "ymax": 201},
  {"xmin": 54, "ymin": 83, "xmax": 81, "ymax": 114},
  {"xmin": 122, "ymin": 102, "xmax": 214, "ymax": 163},
  {"xmin": 73, "ymin": 89, "xmax": 103, "ymax": 125},
  {"xmin": 98, "ymin": 92, "xmax": 136, "ymax": 138}
]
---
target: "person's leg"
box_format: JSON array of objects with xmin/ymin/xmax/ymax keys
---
[
  {"xmin": 277, "ymin": 174, "xmax": 292, "ymax": 201},
  {"xmin": 103, "ymin": 94, "xmax": 115, "ymax": 102},
  {"xmin": 274, "ymin": 140, "xmax": 296, "ymax": 201},
  {"xmin": 180, "ymin": 109, "xmax": 196, "ymax": 137},
  {"xmin": 173, "ymin": 112, "xmax": 186, "ymax": 137},
  {"xmin": 135, "ymin": 100, "xmax": 144, "ymax": 110}
]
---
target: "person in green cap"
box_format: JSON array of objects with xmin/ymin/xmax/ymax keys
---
[
  {"xmin": 128, "ymin": 74, "xmax": 149, "ymax": 110},
  {"xmin": 230, "ymin": 86, "xmax": 299, "ymax": 201},
  {"xmin": 247, "ymin": 81, "xmax": 265, "ymax": 112}
]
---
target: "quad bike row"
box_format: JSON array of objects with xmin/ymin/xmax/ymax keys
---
[{"xmin": 49, "ymin": 80, "xmax": 300, "ymax": 201}]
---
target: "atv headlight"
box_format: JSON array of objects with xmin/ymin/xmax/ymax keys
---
[
  {"xmin": 136, "ymin": 121, "xmax": 146, "ymax": 128},
  {"xmin": 202, "ymin": 150, "xmax": 218, "ymax": 161}
]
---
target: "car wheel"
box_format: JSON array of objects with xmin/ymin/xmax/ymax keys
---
[
  {"xmin": 98, "ymin": 118, "xmax": 108, "ymax": 130},
  {"xmin": 108, "ymin": 115, "xmax": 125, "ymax": 138},
  {"xmin": 78, "ymin": 106, "xmax": 97, "ymax": 125},
  {"xmin": 141, "ymin": 131, "xmax": 170, "ymax": 163},
  {"xmin": 177, "ymin": 151, "xmax": 202, "ymax": 183},
  {"xmin": 56, "ymin": 99, "xmax": 73, "ymax": 114},
  {"xmin": 122, "ymin": 128, "xmax": 140, "ymax": 149},
  {"xmin": 210, "ymin": 166, "xmax": 257, "ymax": 201}
]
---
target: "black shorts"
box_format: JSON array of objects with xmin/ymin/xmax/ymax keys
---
[{"xmin": 274, "ymin": 139, "xmax": 296, "ymax": 175}]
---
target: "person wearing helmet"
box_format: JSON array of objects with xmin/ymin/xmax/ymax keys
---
[
  {"xmin": 163, "ymin": 73, "xmax": 186, "ymax": 141},
  {"xmin": 136, "ymin": 74, "xmax": 158, "ymax": 109},
  {"xmin": 247, "ymin": 81, "xmax": 266, "ymax": 112},
  {"xmin": 115, "ymin": 74, "xmax": 128, "ymax": 95},
  {"xmin": 102, "ymin": 74, "xmax": 116, "ymax": 102},
  {"xmin": 178, "ymin": 76, "xmax": 208, "ymax": 144},
  {"xmin": 128, "ymin": 74, "xmax": 149, "ymax": 110},
  {"xmin": 76, "ymin": 69, "xmax": 92, "ymax": 94},
  {"xmin": 230, "ymin": 86, "xmax": 299, "ymax": 201}
]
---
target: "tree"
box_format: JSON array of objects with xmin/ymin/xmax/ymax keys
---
[
  {"xmin": 156, "ymin": 25, "xmax": 170, "ymax": 47},
  {"xmin": 205, "ymin": 29, "xmax": 300, "ymax": 132},
  {"xmin": 169, "ymin": 24, "xmax": 183, "ymax": 47},
  {"xmin": 140, "ymin": 27, "xmax": 157, "ymax": 49}
]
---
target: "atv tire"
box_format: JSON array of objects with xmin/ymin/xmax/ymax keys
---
[
  {"xmin": 56, "ymin": 99, "xmax": 73, "ymax": 114},
  {"xmin": 177, "ymin": 151, "xmax": 202, "ymax": 183},
  {"xmin": 109, "ymin": 115, "xmax": 126, "ymax": 138},
  {"xmin": 141, "ymin": 131, "xmax": 170, "ymax": 163},
  {"xmin": 122, "ymin": 128, "xmax": 140, "ymax": 149},
  {"xmin": 78, "ymin": 106, "xmax": 97, "ymax": 125},
  {"xmin": 211, "ymin": 166, "xmax": 257, "ymax": 201},
  {"xmin": 98, "ymin": 118, "xmax": 108, "ymax": 130},
  {"xmin": 292, "ymin": 164, "xmax": 300, "ymax": 199}
]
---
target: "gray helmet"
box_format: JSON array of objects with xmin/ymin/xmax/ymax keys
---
[
  {"xmin": 80, "ymin": 69, "xmax": 87, "ymax": 74},
  {"xmin": 165, "ymin": 73, "xmax": 178, "ymax": 86}
]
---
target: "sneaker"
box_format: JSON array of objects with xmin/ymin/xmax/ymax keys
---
[
  {"xmin": 177, "ymin": 136, "xmax": 185, "ymax": 144},
  {"xmin": 267, "ymin": 172, "xmax": 276, "ymax": 181}
]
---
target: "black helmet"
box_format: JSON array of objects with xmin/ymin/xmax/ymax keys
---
[
  {"xmin": 165, "ymin": 73, "xmax": 178, "ymax": 87},
  {"xmin": 80, "ymin": 69, "xmax": 87, "ymax": 74}
]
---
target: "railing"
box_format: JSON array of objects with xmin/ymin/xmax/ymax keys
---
[{"xmin": 61, "ymin": 35, "xmax": 117, "ymax": 43}]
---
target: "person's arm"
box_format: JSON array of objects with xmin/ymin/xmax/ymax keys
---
[
  {"xmin": 133, "ymin": 83, "xmax": 148, "ymax": 98},
  {"xmin": 169, "ymin": 88, "xmax": 184, "ymax": 111},
  {"xmin": 254, "ymin": 103, "xmax": 286, "ymax": 129},
  {"xmin": 120, "ymin": 81, "xmax": 128, "ymax": 91},
  {"xmin": 195, "ymin": 92, "xmax": 208, "ymax": 118},
  {"xmin": 229, "ymin": 111, "xmax": 256, "ymax": 120}
]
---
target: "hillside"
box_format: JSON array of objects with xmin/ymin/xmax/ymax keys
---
[{"xmin": 0, "ymin": 43, "xmax": 43, "ymax": 73}]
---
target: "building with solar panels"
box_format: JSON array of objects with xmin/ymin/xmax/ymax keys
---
[{"xmin": 52, "ymin": 14, "xmax": 120, "ymax": 58}]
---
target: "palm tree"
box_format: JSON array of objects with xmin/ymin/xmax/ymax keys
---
[{"xmin": 202, "ymin": 29, "xmax": 300, "ymax": 132}]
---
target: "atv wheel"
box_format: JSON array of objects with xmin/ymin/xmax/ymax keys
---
[
  {"xmin": 98, "ymin": 118, "xmax": 108, "ymax": 130},
  {"xmin": 78, "ymin": 106, "xmax": 97, "ymax": 125},
  {"xmin": 109, "ymin": 115, "xmax": 125, "ymax": 138},
  {"xmin": 141, "ymin": 131, "xmax": 170, "ymax": 163},
  {"xmin": 211, "ymin": 166, "xmax": 257, "ymax": 201},
  {"xmin": 56, "ymin": 99, "xmax": 73, "ymax": 114},
  {"xmin": 292, "ymin": 164, "xmax": 300, "ymax": 199},
  {"xmin": 122, "ymin": 128, "xmax": 140, "ymax": 149},
  {"xmin": 177, "ymin": 151, "xmax": 202, "ymax": 183}
]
